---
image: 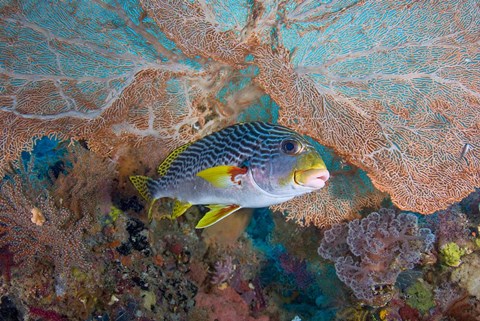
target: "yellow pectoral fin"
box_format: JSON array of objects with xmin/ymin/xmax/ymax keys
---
[
  {"xmin": 171, "ymin": 200, "xmax": 192, "ymax": 219},
  {"xmin": 195, "ymin": 204, "xmax": 241, "ymax": 229},
  {"xmin": 196, "ymin": 165, "xmax": 247, "ymax": 188}
]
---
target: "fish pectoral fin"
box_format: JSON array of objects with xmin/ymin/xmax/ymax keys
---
[
  {"xmin": 171, "ymin": 200, "xmax": 192, "ymax": 219},
  {"xmin": 196, "ymin": 165, "xmax": 247, "ymax": 188},
  {"xmin": 195, "ymin": 204, "xmax": 241, "ymax": 229}
]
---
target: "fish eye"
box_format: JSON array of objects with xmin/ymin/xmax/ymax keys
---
[{"xmin": 281, "ymin": 139, "xmax": 302, "ymax": 155}]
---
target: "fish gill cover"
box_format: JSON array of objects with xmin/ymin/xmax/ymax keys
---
[{"xmin": 0, "ymin": 0, "xmax": 479, "ymax": 227}]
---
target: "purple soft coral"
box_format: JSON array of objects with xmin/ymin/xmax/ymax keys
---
[
  {"xmin": 318, "ymin": 208, "xmax": 434, "ymax": 306},
  {"xmin": 211, "ymin": 256, "xmax": 236, "ymax": 285}
]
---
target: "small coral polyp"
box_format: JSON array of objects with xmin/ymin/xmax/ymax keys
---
[{"xmin": 318, "ymin": 208, "xmax": 435, "ymax": 306}]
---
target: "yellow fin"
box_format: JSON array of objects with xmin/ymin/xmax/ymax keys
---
[
  {"xmin": 158, "ymin": 142, "xmax": 192, "ymax": 176},
  {"xmin": 195, "ymin": 204, "xmax": 241, "ymax": 229},
  {"xmin": 171, "ymin": 200, "xmax": 192, "ymax": 219},
  {"xmin": 129, "ymin": 175, "xmax": 157, "ymax": 222},
  {"xmin": 130, "ymin": 175, "xmax": 154, "ymax": 201},
  {"xmin": 196, "ymin": 165, "xmax": 247, "ymax": 188}
]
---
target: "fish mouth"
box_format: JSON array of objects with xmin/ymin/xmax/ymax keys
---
[{"xmin": 294, "ymin": 168, "xmax": 330, "ymax": 189}]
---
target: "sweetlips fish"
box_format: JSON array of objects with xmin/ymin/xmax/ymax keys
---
[{"xmin": 130, "ymin": 122, "xmax": 329, "ymax": 228}]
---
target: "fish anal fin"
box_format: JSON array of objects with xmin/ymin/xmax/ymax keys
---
[
  {"xmin": 171, "ymin": 200, "xmax": 192, "ymax": 219},
  {"xmin": 196, "ymin": 204, "xmax": 241, "ymax": 229},
  {"xmin": 196, "ymin": 165, "xmax": 248, "ymax": 188},
  {"xmin": 147, "ymin": 199, "xmax": 158, "ymax": 222},
  {"xmin": 158, "ymin": 142, "xmax": 192, "ymax": 176}
]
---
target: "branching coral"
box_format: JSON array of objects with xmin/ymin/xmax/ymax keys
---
[
  {"xmin": 52, "ymin": 145, "xmax": 116, "ymax": 217},
  {"xmin": 211, "ymin": 256, "xmax": 236, "ymax": 286},
  {"xmin": 318, "ymin": 208, "xmax": 435, "ymax": 306},
  {"xmin": 0, "ymin": 178, "xmax": 92, "ymax": 279}
]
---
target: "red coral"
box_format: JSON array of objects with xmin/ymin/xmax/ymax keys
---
[
  {"xmin": 0, "ymin": 245, "xmax": 16, "ymax": 282},
  {"xmin": 29, "ymin": 307, "xmax": 68, "ymax": 321},
  {"xmin": 195, "ymin": 287, "xmax": 269, "ymax": 321},
  {"xmin": 398, "ymin": 304, "xmax": 422, "ymax": 321}
]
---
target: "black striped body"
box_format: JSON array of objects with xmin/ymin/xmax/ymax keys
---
[{"xmin": 146, "ymin": 122, "xmax": 311, "ymax": 206}]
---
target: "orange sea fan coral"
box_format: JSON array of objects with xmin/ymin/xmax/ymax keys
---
[
  {"xmin": 1, "ymin": 0, "xmax": 478, "ymax": 227},
  {"xmin": 0, "ymin": 68, "xmax": 231, "ymax": 176},
  {"xmin": 140, "ymin": 0, "xmax": 256, "ymax": 65},
  {"xmin": 254, "ymin": 43, "xmax": 480, "ymax": 215},
  {"xmin": 0, "ymin": 1, "xmax": 241, "ymax": 177}
]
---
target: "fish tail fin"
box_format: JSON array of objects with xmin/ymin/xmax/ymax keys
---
[{"xmin": 129, "ymin": 175, "xmax": 158, "ymax": 221}]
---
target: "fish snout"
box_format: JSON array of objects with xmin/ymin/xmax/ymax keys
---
[{"xmin": 294, "ymin": 168, "xmax": 330, "ymax": 189}]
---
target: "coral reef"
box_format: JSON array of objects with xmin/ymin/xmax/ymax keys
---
[
  {"xmin": 0, "ymin": 136, "xmax": 478, "ymax": 320},
  {"xmin": 0, "ymin": 1, "xmax": 480, "ymax": 320},
  {"xmin": 318, "ymin": 208, "xmax": 435, "ymax": 306}
]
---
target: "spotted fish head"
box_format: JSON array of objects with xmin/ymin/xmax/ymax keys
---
[{"xmin": 250, "ymin": 128, "xmax": 330, "ymax": 197}]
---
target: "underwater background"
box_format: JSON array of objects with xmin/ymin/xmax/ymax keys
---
[{"xmin": 0, "ymin": 0, "xmax": 479, "ymax": 320}]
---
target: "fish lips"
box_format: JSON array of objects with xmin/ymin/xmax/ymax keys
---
[{"xmin": 294, "ymin": 168, "xmax": 330, "ymax": 189}]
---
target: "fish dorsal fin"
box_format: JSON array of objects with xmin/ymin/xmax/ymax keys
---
[
  {"xmin": 196, "ymin": 204, "xmax": 241, "ymax": 228},
  {"xmin": 196, "ymin": 165, "xmax": 248, "ymax": 188},
  {"xmin": 172, "ymin": 200, "xmax": 192, "ymax": 219},
  {"xmin": 158, "ymin": 142, "xmax": 193, "ymax": 176}
]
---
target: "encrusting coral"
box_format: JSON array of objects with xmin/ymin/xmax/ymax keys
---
[
  {"xmin": 439, "ymin": 242, "xmax": 467, "ymax": 267},
  {"xmin": 405, "ymin": 280, "xmax": 435, "ymax": 315}
]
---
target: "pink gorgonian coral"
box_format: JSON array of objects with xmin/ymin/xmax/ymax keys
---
[{"xmin": 318, "ymin": 208, "xmax": 435, "ymax": 306}]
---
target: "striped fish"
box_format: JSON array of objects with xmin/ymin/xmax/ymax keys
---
[{"xmin": 130, "ymin": 122, "xmax": 329, "ymax": 228}]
